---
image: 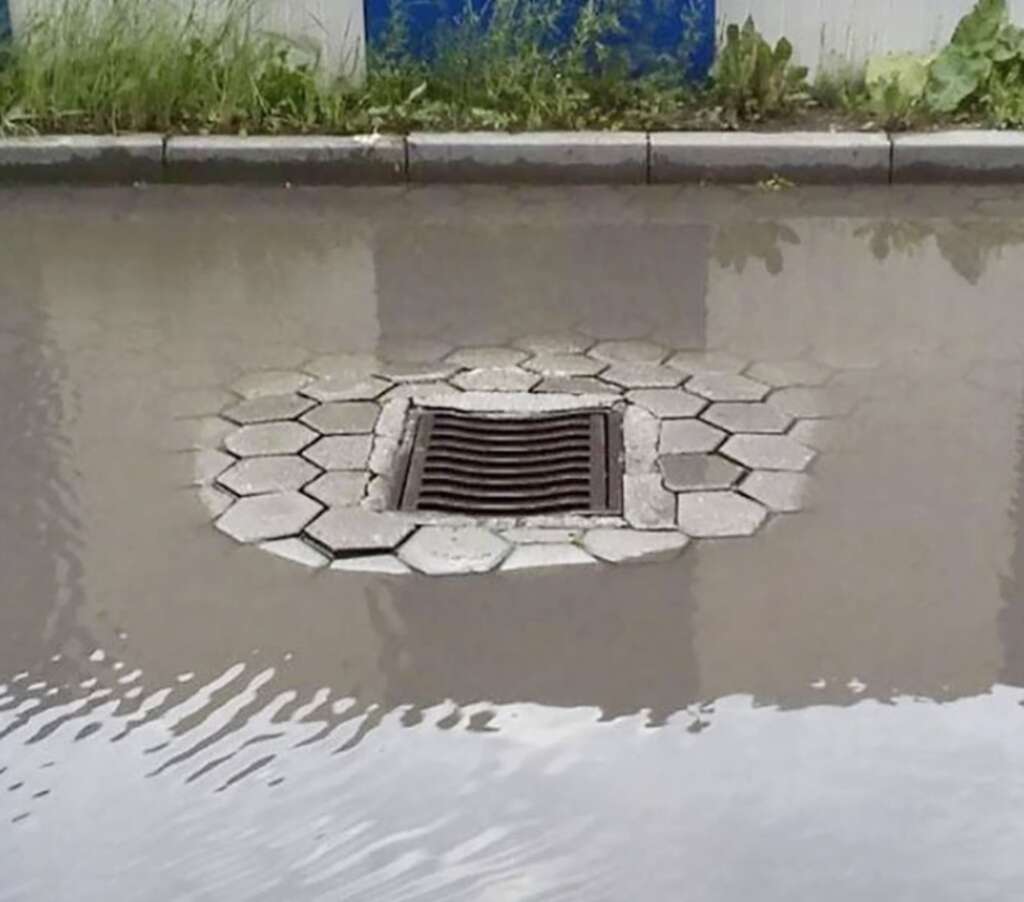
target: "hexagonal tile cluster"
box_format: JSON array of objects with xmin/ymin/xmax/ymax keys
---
[{"xmin": 183, "ymin": 339, "xmax": 854, "ymax": 577}]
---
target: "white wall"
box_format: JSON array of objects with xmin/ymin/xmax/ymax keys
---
[{"xmin": 719, "ymin": 0, "xmax": 1024, "ymax": 73}]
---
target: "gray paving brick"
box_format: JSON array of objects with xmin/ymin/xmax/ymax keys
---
[
  {"xmin": 223, "ymin": 393, "xmax": 316, "ymax": 425},
  {"xmin": 583, "ymin": 528, "xmax": 689, "ymax": 564},
  {"xmin": 451, "ymin": 367, "xmax": 541, "ymax": 392},
  {"xmin": 331, "ymin": 554, "xmax": 412, "ymax": 574},
  {"xmin": 623, "ymin": 474, "xmax": 677, "ymax": 529},
  {"xmin": 301, "ymin": 375, "xmax": 392, "ymax": 403},
  {"xmin": 216, "ymin": 492, "xmax": 322, "ymax": 543},
  {"xmin": 225, "ymin": 422, "xmax": 318, "ymax": 457},
  {"xmin": 305, "ymin": 508, "xmax": 415, "ymax": 555},
  {"xmin": 659, "ymin": 419, "xmax": 726, "ymax": 454},
  {"xmin": 676, "ymin": 491, "xmax": 767, "ymax": 538},
  {"xmin": 601, "ymin": 364, "xmax": 685, "ymax": 389},
  {"xmin": 590, "ymin": 340, "xmax": 667, "ymax": 365},
  {"xmin": 398, "ymin": 526, "xmax": 510, "ymax": 575},
  {"xmin": 626, "ymin": 389, "xmax": 706, "ymax": 418},
  {"xmin": 624, "ymin": 404, "xmax": 661, "ymax": 471},
  {"xmin": 740, "ymin": 471, "xmax": 810, "ymax": 513},
  {"xmin": 302, "ymin": 435, "xmax": 373, "ymax": 470},
  {"xmin": 218, "ymin": 456, "xmax": 320, "ymax": 495},
  {"xmin": 304, "ymin": 471, "xmax": 368, "ymax": 506},
  {"xmin": 447, "ymin": 347, "xmax": 528, "ymax": 368},
  {"xmin": 301, "ymin": 401, "xmax": 380, "ymax": 435},
  {"xmin": 500, "ymin": 543, "xmax": 596, "ymax": 571},
  {"xmin": 686, "ymin": 373, "xmax": 769, "ymax": 402},
  {"xmin": 702, "ymin": 402, "xmax": 793, "ymax": 434},
  {"xmin": 379, "ymin": 361, "xmax": 461, "ymax": 383},
  {"xmin": 259, "ymin": 538, "xmax": 330, "ymax": 568},
  {"xmin": 534, "ymin": 377, "xmax": 621, "ymax": 395},
  {"xmin": 523, "ymin": 353, "xmax": 606, "ymax": 377},
  {"xmin": 721, "ymin": 434, "xmax": 815, "ymax": 471},
  {"xmin": 658, "ymin": 453, "xmax": 742, "ymax": 492},
  {"xmin": 666, "ymin": 350, "xmax": 746, "ymax": 375}
]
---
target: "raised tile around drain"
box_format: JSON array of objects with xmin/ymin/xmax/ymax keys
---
[
  {"xmin": 218, "ymin": 456, "xmax": 320, "ymax": 496},
  {"xmin": 626, "ymin": 388, "xmax": 706, "ymax": 418},
  {"xmin": 659, "ymin": 419, "xmax": 726, "ymax": 454},
  {"xmin": 720, "ymin": 434, "xmax": 815, "ymax": 472},
  {"xmin": 225, "ymin": 422, "xmax": 318, "ymax": 457},
  {"xmin": 676, "ymin": 492, "xmax": 767, "ymax": 538},
  {"xmin": 305, "ymin": 508, "xmax": 415, "ymax": 556},
  {"xmin": 216, "ymin": 492, "xmax": 322, "ymax": 543},
  {"xmin": 398, "ymin": 527, "xmax": 510, "ymax": 575},
  {"xmin": 583, "ymin": 529, "xmax": 689, "ymax": 564},
  {"xmin": 301, "ymin": 402, "xmax": 380, "ymax": 435},
  {"xmin": 304, "ymin": 472, "xmax": 368, "ymax": 507},
  {"xmin": 302, "ymin": 435, "xmax": 373, "ymax": 470},
  {"xmin": 686, "ymin": 373, "xmax": 769, "ymax": 402},
  {"xmin": 702, "ymin": 402, "xmax": 793, "ymax": 435},
  {"xmin": 500, "ymin": 544, "xmax": 596, "ymax": 571},
  {"xmin": 223, "ymin": 393, "xmax": 316, "ymax": 425},
  {"xmin": 740, "ymin": 471, "xmax": 810, "ymax": 512}
]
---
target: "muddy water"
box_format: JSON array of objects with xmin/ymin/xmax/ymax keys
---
[{"xmin": 2, "ymin": 185, "xmax": 1024, "ymax": 901}]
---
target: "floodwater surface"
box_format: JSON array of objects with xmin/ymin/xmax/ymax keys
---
[{"xmin": 2, "ymin": 185, "xmax": 1024, "ymax": 901}]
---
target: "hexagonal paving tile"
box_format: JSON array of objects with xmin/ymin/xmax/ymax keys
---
[
  {"xmin": 702, "ymin": 402, "xmax": 793, "ymax": 434},
  {"xmin": 383, "ymin": 382, "xmax": 463, "ymax": 403},
  {"xmin": 534, "ymin": 377, "xmax": 620, "ymax": 395},
  {"xmin": 305, "ymin": 471, "xmax": 368, "ymax": 506},
  {"xmin": 583, "ymin": 528, "xmax": 689, "ymax": 564},
  {"xmin": 218, "ymin": 456, "xmax": 320, "ymax": 496},
  {"xmin": 626, "ymin": 389, "xmax": 706, "ymax": 418},
  {"xmin": 302, "ymin": 435, "xmax": 373, "ymax": 470},
  {"xmin": 378, "ymin": 362, "xmax": 461, "ymax": 384},
  {"xmin": 789, "ymin": 419, "xmax": 843, "ymax": 451},
  {"xmin": 659, "ymin": 419, "xmax": 726, "ymax": 454},
  {"xmin": 224, "ymin": 422, "xmax": 318, "ymax": 457},
  {"xmin": 331, "ymin": 554, "xmax": 411, "ymax": 574},
  {"xmin": 304, "ymin": 353, "xmax": 378, "ymax": 380},
  {"xmin": 601, "ymin": 364, "xmax": 684, "ymax": 389},
  {"xmin": 451, "ymin": 367, "xmax": 541, "ymax": 392},
  {"xmin": 676, "ymin": 492, "xmax": 767, "ymax": 538},
  {"xmin": 514, "ymin": 332, "xmax": 592, "ymax": 354},
  {"xmin": 658, "ymin": 454, "xmax": 742, "ymax": 492},
  {"xmin": 623, "ymin": 474, "xmax": 677, "ymax": 529},
  {"xmin": 666, "ymin": 350, "xmax": 746, "ymax": 375},
  {"xmin": 216, "ymin": 492, "xmax": 322, "ymax": 543},
  {"xmin": 746, "ymin": 359, "xmax": 831, "ymax": 387},
  {"xmin": 305, "ymin": 508, "xmax": 415, "ymax": 556},
  {"xmin": 301, "ymin": 402, "xmax": 380, "ymax": 435},
  {"xmin": 740, "ymin": 471, "xmax": 810, "ymax": 513},
  {"xmin": 500, "ymin": 544, "xmax": 596, "ymax": 571},
  {"xmin": 398, "ymin": 527, "xmax": 510, "ymax": 575},
  {"xmin": 231, "ymin": 370, "xmax": 312, "ymax": 399},
  {"xmin": 770, "ymin": 386, "xmax": 854, "ymax": 418},
  {"xmin": 222, "ymin": 393, "xmax": 316, "ymax": 425},
  {"xmin": 446, "ymin": 347, "xmax": 527, "ymax": 368},
  {"xmin": 301, "ymin": 375, "xmax": 391, "ymax": 403},
  {"xmin": 624, "ymin": 405, "xmax": 661, "ymax": 471},
  {"xmin": 685, "ymin": 373, "xmax": 769, "ymax": 402},
  {"xmin": 189, "ymin": 449, "xmax": 235, "ymax": 486},
  {"xmin": 720, "ymin": 434, "xmax": 816, "ymax": 472},
  {"xmin": 590, "ymin": 340, "xmax": 667, "ymax": 365},
  {"xmin": 259, "ymin": 538, "xmax": 330, "ymax": 568},
  {"xmin": 523, "ymin": 353, "xmax": 606, "ymax": 377}
]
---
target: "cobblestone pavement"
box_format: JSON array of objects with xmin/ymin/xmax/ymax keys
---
[{"xmin": 191, "ymin": 340, "xmax": 853, "ymax": 575}]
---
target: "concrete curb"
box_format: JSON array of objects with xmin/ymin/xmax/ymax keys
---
[
  {"xmin": 2, "ymin": 130, "xmax": 1024, "ymax": 185},
  {"xmin": 0, "ymin": 134, "xmax": 164, "ymax": 184},
  {"xmin": 891, "ymin": 130, "xmax": 1024, "ymax": 183},
  {"xmin": 407, "ymin": 131, "xmax": 648, "ymax": 184},
  {"xmin": 650, "ymin": 131, "xmax": 892, "ymax": 184}
]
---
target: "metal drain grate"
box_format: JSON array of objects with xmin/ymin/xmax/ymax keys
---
[{"xmin": 395, "ymin": 409, "xmax": 623, "ymax": 516}]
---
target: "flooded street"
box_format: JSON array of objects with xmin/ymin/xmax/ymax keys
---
[{"xmin": 2, "ymin": 184, "xmax": 1024, "ymax": 900}]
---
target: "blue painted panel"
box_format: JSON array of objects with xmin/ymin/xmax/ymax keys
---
[
  {"xmin": 365, "ymin": 0, "xmax": 716, "ymax": 80},
  {"xmin": 0, "ymin": 0, "xmax": 11, "ymax": 42}
]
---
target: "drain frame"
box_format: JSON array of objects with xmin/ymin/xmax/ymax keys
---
[{"xmin": 393, "ymin": 406, "xmax": 624, "ymax": 518}]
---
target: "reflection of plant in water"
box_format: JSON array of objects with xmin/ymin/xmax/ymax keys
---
[
  {"xmin": 713, "ymin": 222, "xmax": 800, "ymax": 275},
  {"xmin": 855, "ymin": 220, "xmax": 1024, "ymax": 285}
]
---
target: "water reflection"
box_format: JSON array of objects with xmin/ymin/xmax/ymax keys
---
[{"xmin": 2, "ymin": 186, "xmax": 1024, "ymax": 899}]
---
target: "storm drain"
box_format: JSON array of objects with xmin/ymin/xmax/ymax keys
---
[{"xmin": 395, "ymin": 408, "xmax": 623, "ymax": 516}]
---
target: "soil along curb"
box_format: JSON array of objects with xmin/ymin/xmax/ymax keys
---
[
  {"xmin": 407, "ymin": 132, "xmax": 648, "ymax": 184},
  {"xmin": 163, "ymin": 135, "xmax": 406, "ymax": 184},
  {"xmin": 891, "ymin": 130, "xmax": 1024, "ymax": 183},
  {"xmin": 4, "ymin": 131, "xmax": 1024, "ymax": 185},
  {"xmin": 0, "ymin": 135, "xmax": 163, "ymax": 183},
  {"xmin": 650, "ymin": 132, "xmax": 892, "ymax": 184}
]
